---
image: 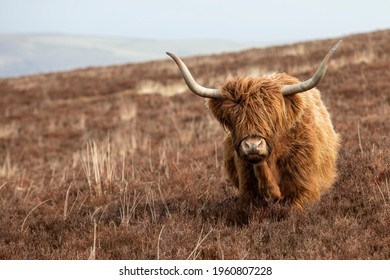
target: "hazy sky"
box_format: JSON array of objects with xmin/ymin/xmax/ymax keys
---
[{"xmin": 1, "ymin": 0, "xmax": 389, "ymax": 43}]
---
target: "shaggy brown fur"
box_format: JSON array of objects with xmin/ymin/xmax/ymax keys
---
[{"xmin": 207, "ymin": 73, "xmax": 340, "ymax": 209}]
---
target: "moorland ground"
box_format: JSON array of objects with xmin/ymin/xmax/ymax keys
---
[{"xmin": 0, "ymin": 30, "xmax": 389, "ymax": 259}]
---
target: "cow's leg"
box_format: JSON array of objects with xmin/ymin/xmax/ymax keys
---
[
  {"xmin": 254, "ymin": 161, "xmax": 282, "ymax": 201},
  {"xmin": 235, "ymin": 156, "xmax": 259, "ymax": 203},
  {"xmin": 223, "ymin": 135, "xmax": 239, "ymax": 188}
]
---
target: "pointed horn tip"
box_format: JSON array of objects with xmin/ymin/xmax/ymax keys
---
[
  {"xmin": 329, "ymin": 40, "xmax": 342, "ymax": 55},
  {"xmin": 166, "ymin": 52, "xmax": 180, "ymax": 61},
  {"xmin": 166, "ymin": 52, "xmax": 182, "ymax": 64}
]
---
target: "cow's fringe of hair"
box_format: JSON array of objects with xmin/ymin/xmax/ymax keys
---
[{"xmin": 207, "ymin": 73, "xmax": 305, "ymax": 143}]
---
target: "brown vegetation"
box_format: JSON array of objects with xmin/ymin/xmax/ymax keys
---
[{"xmin": 0, "ymin": 30, "xmax": 389, "ymax": 259}]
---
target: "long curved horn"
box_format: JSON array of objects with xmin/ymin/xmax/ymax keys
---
[
  {"xmin": 281, "ymin": 40, "xmax": 342, "ymax": 96},
  {"xmin": 166, "ymin": 52, "xmax": 221, "ymax": 99}
]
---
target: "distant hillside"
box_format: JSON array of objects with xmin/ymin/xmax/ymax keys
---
[{"xmin": 0, "ymin": 34, "xmax": 260, "ymax": 78}]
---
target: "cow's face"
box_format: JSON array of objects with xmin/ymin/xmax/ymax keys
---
[{"xmin": 207, "ymin": 77, "xmax": 287, "ymax": 164}]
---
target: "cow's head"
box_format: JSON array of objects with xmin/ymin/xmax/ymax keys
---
[{"xmin": 167, "ymin": 41, "xmax": 340, "ymax": 164}]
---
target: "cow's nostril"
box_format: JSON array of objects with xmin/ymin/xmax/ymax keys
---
[
  {"xmin": 242, "ymin": 140, "xmax": 262, "ymax": 153},
  {"xmin": 238, "ymin": 137, "xmax": 268, "ymax": 162}
]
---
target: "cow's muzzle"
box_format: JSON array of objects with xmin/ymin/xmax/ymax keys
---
[{"xmin": 237, "ymin": 136, "xmax": 269, "ymax": 164}]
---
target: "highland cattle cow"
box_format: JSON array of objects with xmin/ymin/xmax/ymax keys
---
[{"xmin": 167, "ymin": 41, "xmax": 341, "ymax": 210}]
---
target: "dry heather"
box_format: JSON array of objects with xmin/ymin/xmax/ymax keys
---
[{"xmin": 0, "ymin": 30, "xmax": 389, "ymax": 259}]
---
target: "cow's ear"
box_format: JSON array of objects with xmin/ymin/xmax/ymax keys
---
[
  {"xmin": 220, "ymin": 118, "xmax": 234, "ymax": 132},
  {"xmin": 282, "ymin": 93, "xmax": 306, "ymax": 122},
  {"xmin": 212, "ymin": 108, "xmax": 234, "ymax": 131},
  {"xmin": 206, "ymin": 97, "xmax": 237, "ymax": 131}
]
